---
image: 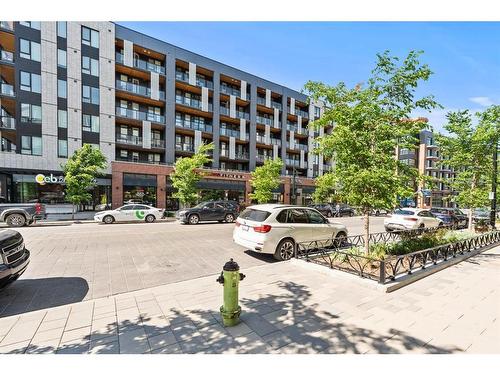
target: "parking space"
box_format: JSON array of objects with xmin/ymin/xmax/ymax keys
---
[{"xmin": 0, "ymin": 216, "xmax": 386, "ymax": 317}]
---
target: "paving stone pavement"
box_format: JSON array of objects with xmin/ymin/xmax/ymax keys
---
[{"xmin": 0, "ymin": 245, "xmax": 498, "ymax": 354}]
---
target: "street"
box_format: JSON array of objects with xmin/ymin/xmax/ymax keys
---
[{"xmin": 0, "ymin": 216, "xmax": 386, "ymax": 317}]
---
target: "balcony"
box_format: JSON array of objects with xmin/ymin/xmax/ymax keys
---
[
  {"xmin": 116, "ymin": 157, "xmax": 166, "ymax": 165},
  {"xmin": 175, "ymin": 71, "xmax": 214, "ymax": 89},
  {"xmin": 236, "ymin": 152, "xmax": 249, "ymax": 160},
  {"xmin": 0, "ymin": 116, "xmax": 15, "ymax": 130},
  {"xmin": 0, "ymin": 50, "xmax": 14, "ymax": 64},
  {"xmin": 256, "ymin": 97, "xmax": 282, "ymax": 110},
  {"xmin": 0, "ymin": 22, "xmax": 14, "ymax": 31},
  {"xmin": 219, "ymin": 106, "xmax": 250, "ymax": 120},
  {"xmin": 286, "ymin": 159, "xmax": 300, "ymax": 167},
  {"xmin": 151, "ymin": 139, "xmax": 165, "ymax": 148},
  {"xmin": 323, "ymin": 164, "xmax": 332, "ymax": 172},
  {"xmin": 115, "ymin": 107, "xmax": 165, "ymax": 124},
  {"xmin": 116, "ymin": 80, "xmax": 165, "ymax": 100},
  {"xmin": 256, "ymin": 115, "xmax": 280, "ymax": 128},
  {"xmin": 0, "ymin": 83, "xmax": 15, "ymax": 97},
  {"xmin": 287, "ymin": 106, "xmax": 309, "ymax": 118},
  {"xmin": 286, "ymin": 122, "xmax": 307, "ymax": 135},
  {"xmin": 175, "ymin": 143, "xmax": 195, "ymax": 152},
  {"xmin": 256, "ymin": 135, "xmax": 281, "ymax": 146},
  {"xmin": 288, "ymin": 143, "xmax": 308, "ymax": 152},
  {"xmin": 175, "ymin": 118, "xmax": 213, "ymax": 133},
  {"xmin": 116, "ymin": 134, "xmax": 142, "ymax": 146},
  {"xmin": 256, "ymin": 154, "xmax": 273, "ymax": 163},
  {"xmin": 176, "ymin": 95, "xmax": 213, "ymax": 111},
  {"xmin": 116, "ymin": 52, "xmax": 165, "ymax": 75},
  {"xmin": 220, "ymin": 128, "xmax": 249, "ymax": 140}
]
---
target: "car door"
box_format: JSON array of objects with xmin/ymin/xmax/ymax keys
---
[
  {"xmin": 287, "ymin": 208, "xmax": 313, "ymax": 244},
  {"xmin": 306, "ymin": 209, "xmax": 334, "ymax": 242},
  {"xmin": 200, "ymin": 202, "xmax": 215, "ymax": 220},
  {"xmin": 213, "ymin": 202, "xmax": 226, "ymax": 220},
  {"xmin": 133, "ymin": 205, "xmax": 150, "ymax": 221},
  {"xmin": 423, "ymin": 210, "xmax": 439, "ymax": 227},
  {"xmin": 116, "ymin": 205, "xmax": 135, "ymax": 221}
]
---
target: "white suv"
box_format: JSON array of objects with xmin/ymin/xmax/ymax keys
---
[{"xmin": 233, "ymin": 204, "xmax": 348, "ymax": 261}]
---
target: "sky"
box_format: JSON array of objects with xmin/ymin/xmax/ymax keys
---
[{"xmin": 119, "ymin": 22, "xmax": 500, "ymax": 133}]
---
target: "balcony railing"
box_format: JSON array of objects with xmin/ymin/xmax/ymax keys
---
[
  {"xmin": 116, "ymin": 134, "xmax": 142, "ymax": 146},
  {"xmin": 256, "ymin": 116, "xmax": 279, "ymax": 127},
  {"xmin": 151, "ymin": 139, "xmax": 165, "ymax": 148},
  {"xmin": 235, "ymin": 152, "xmax": 249, "ymax": 160},
  {"xmin": 286, "ymin": 159, "xmax": 300, "ymax": 167},
  {"xmin": 220, "ymin": 85, "xmax": 250, "ymax": 100},
  {"xmin": 0, "ymin": 83, "xmax": 15, "ymax": 97},
  {"xmin": 175, "ymin": 118, "xmax": 213, "ymax": 133},
  {"xmin": 287, "ymin": 106, "xmax": 309, "ymax": 118},
  {"xmin": 0, "ymin": 116, "xmax": 16, "ymax": 130},
  {"xmin": 115, "ymin": 107, "xmax": 165, "ymax": 124},
  {"xmin": 175, "ymin": 143, "xmax": 195, "ymax": 152},
  {"xmin": 256, "ymin": 135, "xmax": 281, "ymax": 146},
  {"xmin": 116, "ymin": 157, "xmax": 166, "ymax": 165},
  {"xmin": 286, "ymin": 123, "xmax": 307, "ymax": 135},
  {"xmin": 0, "ymin": 22, "xmax": 14, "ymax": 31},
  {"xmin": 116, "ymin": 52, "xmax": 165, "ymax": 75},
  {"xmin": 175, "ymin": 95, "xmax": 213, "ymax": 111},
  {"xmin": 0, "ymin": 50, "xmax": 14, "ymax": 63},
  {"xmin": 256, "ymin": 154, "xmax": 273, "ymax": 163},
  {"xmin": 175, "ymin": 71, "xmax": 214, "ymax": 89},
  {"xmin": 116, "ymin": 80, "xmax": 165, "ymax": 100},
  {"xmin": 219, "ymin": 106, "xmax": 250, "ymax": 120},
  {"xmin": 288, "ymin": 143, "xmax": 308, "ymax": 152},
  {"xmin": 323, "ymin": 164, "xmax": 332, "ymax": 171},
  {"xmin": 256, "ymin": 97, "xmax": 282, "ymax": 110},
  {"xmin": 220, "ymin": 128, "xmax": 249, "ymax": 140}
]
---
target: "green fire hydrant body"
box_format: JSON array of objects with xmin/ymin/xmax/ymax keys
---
[{"xmin": 217, "ymin": 258, "xmax": 245, "ymax": 327}]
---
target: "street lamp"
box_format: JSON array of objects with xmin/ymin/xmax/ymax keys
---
[{"xmin": 490, "ymin": 137, "xmax": 499, "ymax": 229}]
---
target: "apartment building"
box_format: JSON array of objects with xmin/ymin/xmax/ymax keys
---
[
  {"xmin": 398, "ymin": 129, "xmax": 456, "ymax": 208},
  {"xmin": 0, "ymin": 21, "xmax": 332, "ymax": 210}
]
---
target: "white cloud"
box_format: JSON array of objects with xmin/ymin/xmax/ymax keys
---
[{"xmin": 469, "ymin": 96, "xmax": 495, "ymax": 107}]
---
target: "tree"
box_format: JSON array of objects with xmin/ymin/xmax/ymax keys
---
[
  {"xmin": 436, "ymin": 108, "xmax": 497, "ymax": 231},
  {"xmin": 249, "ymin": 158, "xmax": 283, "ymax": 204},
  {"xmin": 305, "ymin": 51, "xmax": 440, "ymax": 254},
  {"xmin": 62, "ymin": 144, "xmax": 107, "ymax": 219},
  {"xmin": 312, "ymin": 172, "xmax": 340, "ymax": 203},
  {"xmin": 171, "ymin": 143, "xmax": 214, "ymax": 207}
]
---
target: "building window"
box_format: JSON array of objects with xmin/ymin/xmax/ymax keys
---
[
  {"xmin": 21, "ymin": 136, "xmax": 42, "ymax": 156},
  {"xmin": 82, "ymin": 85, "xmax": 100, "ymax": 105},
  {"xmin": 314, "ymin": 106, "xmax": 321, "ymax": 117},
  {"xmin": 58, "ymin": 139, "xmax": 68, "ymax": 158},
  {"xmin": 57, "ymin": 49, "xmax": 67, "ymax": 68},
  {"xmin": 57, "ymin": 21, "xmax": 67, "ymax": 38},
  {"xmin": 20, "ymin": 103, "xmax": 42, "ymax": 123},
  {"xmin": 82, "ymin": 56, "xmax": 99, "ymax": 77},
  {"xmin": 19, "ymin": 21, "xmax": 41, "ymax": 30},
  {"xmin": 58, "ymin": 79, "xmax": 67, "ymax": 99},
  {"xmin": 82, "ymin": 114, "xmax": 100, "ymax": 133},
  {"xmin": 148, "ymin": 154, "xmax": 161, "ymax": 164},
  {"xmin": 58, "ymin": 110, "xmax": 67, "ymax": 128},
  {"xmin": 20, "ymin": 39, "xmax": 41, "ymax": 62},
  {"xmin": 82, "ymin": 26, "xmax": 99, "ymax": 48},
  {"xmin": 20, "ymin": 71, "xmax": 41, "ymax": 93},
  {"xmin": 120, "ymin": 150, "xmax": 128, "ymax": 158}
]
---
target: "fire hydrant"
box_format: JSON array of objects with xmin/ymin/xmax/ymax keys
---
[{"xmin": 216, "ymin": 258, "xmax": 246, "ymax": 327}]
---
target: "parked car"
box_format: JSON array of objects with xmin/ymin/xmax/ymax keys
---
[
  {"xmin": 430, "ymin": 207, "xmax": 468, "ymax": 228},
  {"xmin": 384, "ymin": 208, "xmax": 443, "ymax": 231},
  {"xmin": 233, "ymin": 204, "xmax": 348, "ymax": 261},
  {"xmin": 308, "ymin": 203, "xmax": 336, "ymax": 217},
  {"xmin": 94, "ymin": 204, "xmax": 164, "ymax": 224},
  {"xmin": 176, "ymin": 201, "xmax": 240, "ymax": 225},
  {"xmin": 0, "ymin": 203, "xmax": 46, "ymax": 227},
  {"xmin": 0, "ymin": 229, "xmax": 30, "ymax": 289},
  {"xmin": 370, "ymin": 208, "xmax": 391, "ymax": 216},
  {"xmin": 472, "ymin": 208, "xmax": 490, "ymax": 224},
  {"xmin": 335, "ymin": 204, "xmax": 356, "ymax": 217}
]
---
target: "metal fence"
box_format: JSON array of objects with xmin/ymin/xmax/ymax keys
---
[{"xmin": 296, "ymin": 228, "xmax": 500, "ymax": 284}]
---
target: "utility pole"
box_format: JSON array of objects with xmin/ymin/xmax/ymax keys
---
[{"xmin": 490, "ymin": 137, "xmax": 498, "ymax": 229}]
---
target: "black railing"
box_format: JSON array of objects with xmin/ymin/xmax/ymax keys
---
[{"xmin": 296, "ymin": 228, "xmax": 500, "ymax": 284}]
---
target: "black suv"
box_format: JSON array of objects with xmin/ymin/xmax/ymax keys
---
[
  {"xmin": 176, "ymin": 201, "xmax": 240, "ymax": 225},
  {"xmin": 0, "ymin": 229, "xmax": 30, "ymax": 289},
  {"xmin": 430, "ymin": 207, "xmax": 468, "ymax": 229}
]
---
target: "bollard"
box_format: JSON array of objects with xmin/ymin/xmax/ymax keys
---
[{"xmin": 216, "ymin": 258, "xmax": 245, "ymax": 327}]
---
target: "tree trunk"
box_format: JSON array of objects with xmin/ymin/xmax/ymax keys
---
[
  {"xmin": 72, "ymin": 204, "xmax": 75, "ymax": 220},
  {"xmin": 468, "ymin": 208, "xmax": 474, "ymax": 232},
  {"xmin": 364, "ymin": 208, "xmax": 370, "ymax": 255}
]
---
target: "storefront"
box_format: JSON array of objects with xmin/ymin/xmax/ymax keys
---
[
  {"xmin": 122, "ymin": 173, "xmax": 157, "ymax": 207},
  {"xmin": 0, "ymin": 170, "xmax": 111, "ymax": 211}
]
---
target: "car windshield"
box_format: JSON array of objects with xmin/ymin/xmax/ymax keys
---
[
  {"xmin": 239, "ymin": 209, "xmax": 271, "ymax": 222},
  {"xmin": 432, "ymin": 209, "xmax": 451, "ymax": 215},
  {"xmin": 192, "ymin": 203, "xmax": 206, "ymax": 209},
  {"xmin": 394, "ymin": 209, "xmax": 415, "ymax": 216}
]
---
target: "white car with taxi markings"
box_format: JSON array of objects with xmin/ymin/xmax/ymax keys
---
[
  {"xmin": 94, "ymin": 204, "xmax": 164, "ymax": 224},
  {"xmin": 233, "ymin": 204, "xmax": 348, "ymax": 261}
]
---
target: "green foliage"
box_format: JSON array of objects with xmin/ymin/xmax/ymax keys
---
[
  {"xmin": 171, "ymin": 143, "xmax": 214, "ymax": 206},
  {"xmin": 312, "ymin": 172, "xmax": 341, "ymax": 203},
  {"xmin": 436, "ymin": 108, "xmax": 497, "ymax": 211},
  {"xmin": 62, "ymin": 144, "xmax": 107, "ymax": 206},
  {"xmin": 249, "ymin": 158, "xmax": 283, "ymax": 204},
  {"xmin": 304, "ymin": 51, "xmax": 441, "ymax": 214}
]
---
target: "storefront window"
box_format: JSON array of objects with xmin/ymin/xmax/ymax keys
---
[{"xmin": 123, "ymin": 173, "xmax": 157, "ymax": 206}]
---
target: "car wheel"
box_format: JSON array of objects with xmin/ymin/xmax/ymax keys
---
[
  {"xmin": 145, "ymin": 214, "xmax": 156, "ymax": 223},
  {"xmin": 326, "ymin": 211, "xmax": 332, "ymax": 218},
  {"xmin": 103, "ymin": 215, "xmax": 115, "ymax": 224},
  {"xmin": 224, "ymin": 213, "xmax": 235, "ymax": 223},
  {"xmin": 438, "ymin": 222, "xmax": 444, "ymax": 228},
  {"xmin": 188, "ymin": 214, "xmax": 199, "ymax": 225},
  {"xmin": 419, "ymin": 223, "xmax": 425, "ymax": 229},
  {"xmin": 350, "ymin": 212, "xmax": 354, "ymax": 217},
  {"xmin": 375, "ymin": 210, "xmax": 380, "ymax": 217},
  {"xmin": 274, "ymin": 238, "xmax": 295, "ymax": 261},
  {"xmin": 334, "ymin": 231, "xmax": 348, "ymax": 248},
  {"xmin": 6, "ymin": 214, "xmax": 26, "ymax": 227}
]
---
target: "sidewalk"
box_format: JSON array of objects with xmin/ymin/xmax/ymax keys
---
[{"xmin": 0, "ymin": 246, "xmax": 498, "ymax": 354}]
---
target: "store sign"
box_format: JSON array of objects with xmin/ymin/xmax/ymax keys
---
[
  {"xmin": 35, "ymin": 173, "xmax": 65, "ymax": 185},
  {"xmin": 210, "ymin": 172, "xmax": 246, "ymax": 180}
]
